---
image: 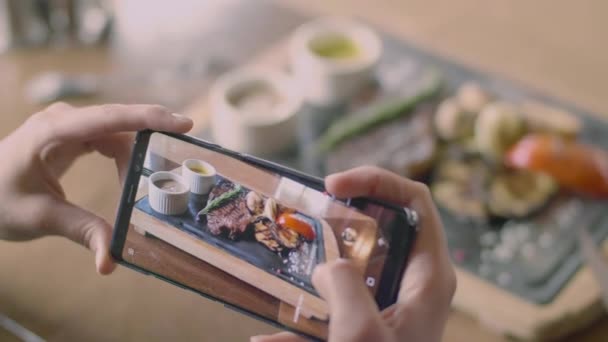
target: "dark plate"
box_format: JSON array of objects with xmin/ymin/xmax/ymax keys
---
[{"xmin": 135, "ymin": 175, "xmax": 326, "ymax": 295}]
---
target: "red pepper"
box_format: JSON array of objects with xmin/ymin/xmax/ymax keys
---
[
  {"xmin": 277, "ymin": 213, "xmax": 316, "ymax": 241},
  {"xmin": 505, "ymin": 134, "xmax": 608, "ymax": 198}
]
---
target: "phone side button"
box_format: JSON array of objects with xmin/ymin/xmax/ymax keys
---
[
  {"xmin": 403, "ymin": 208, "xmax": 420, "ymax": 231},
  {"xmin": 128, "ymin": 185, "xmax": 136, "ymax": 204}
]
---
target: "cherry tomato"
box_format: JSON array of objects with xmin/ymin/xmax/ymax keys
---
[
  {"xmin": 505, "ymin": 134, "xmax": 608, "ymax": 197},
  {"xmin": 277, "ymin": 213, "xmax": 316, "ymax": 241}
]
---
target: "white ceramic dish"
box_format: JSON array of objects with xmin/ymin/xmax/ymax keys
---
[
  {"xmin": 182, "ymin": 159, "xmax": 216, "ymax": 195},
  {"xmin": 210, "ymin": 69, "xmax": 302, "ymax": 156},
  {"xmin": 288, "ymin": 17, "xmax": 382, "ymax": 106},
  {"xmin": 148, "ymin": 171, "xmax": 190, "ymax": 215}
]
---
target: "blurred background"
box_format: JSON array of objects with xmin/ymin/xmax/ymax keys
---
[{"xmin": 1, "ymin": 0, "xmax": 608, "ymax": 341}]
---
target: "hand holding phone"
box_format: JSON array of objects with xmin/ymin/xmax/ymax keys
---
[
  {"xmin": 252, "ymin": 167, "xmax": 456, "ymax": 342},
  {"xmin": 112, "ymin": 132, "xmax": 425, "ymax": 340},
  {"xmin": 0, "ymin": 102, "xmax": 192, "ymax": 275}
]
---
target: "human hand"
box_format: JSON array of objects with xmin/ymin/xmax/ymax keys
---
[
  {"xmin": 252, "ymin": 166, "xmax": 456, "ymax": 342},
  {"xmin": 0, "ymin": 102, "xmax": 193, "ymax": 274}
]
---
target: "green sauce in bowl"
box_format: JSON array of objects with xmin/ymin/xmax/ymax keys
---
[{"xmin": 309, "ymin": 34, "xmax": 360, "ymax": 60}]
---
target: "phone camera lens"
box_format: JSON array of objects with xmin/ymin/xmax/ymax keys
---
[{"xmin": 341, "ymin": 227, "xmax": 358, "ymax": 246}]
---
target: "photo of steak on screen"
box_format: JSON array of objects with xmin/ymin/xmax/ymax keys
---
[
  {"xmin": 201, "ymin": 181, "xmax": 252, "ymax": 240},
  {"xmin": 197, "ymin": 179, "xmax": 315, "ymax": 254},
  {"xmin": 135, "ymin": 165, "xmax": 329, "ymax": 294}
]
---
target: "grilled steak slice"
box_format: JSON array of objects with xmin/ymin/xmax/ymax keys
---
[
  {"xmin": 326, "ymin": 106, "xmax": 437, "ymax": 179},
  {"xmin": 206, "ymin": 181, "xmax": 252, "ymax": 240}
]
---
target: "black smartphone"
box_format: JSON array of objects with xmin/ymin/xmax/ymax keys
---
[{"xmin": 110, "ymin": 131, "xmax": 418, "ymax": 340}]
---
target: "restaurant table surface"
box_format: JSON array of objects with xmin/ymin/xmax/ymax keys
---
[{"xmin": 0, "ymin": 1, "xmax": 607, "ymax": 341}]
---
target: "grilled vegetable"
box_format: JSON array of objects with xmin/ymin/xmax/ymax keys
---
[
  {"xmin": 474, "ymin": 102, "xmax": 527, "ymax": 162},
  {"xmin": 318, "ymin": 72, "xmax": 442, "ymax": 152},
  {"xmin": 274, "ymin": 222, "xmax": 300, "ymax": 249},
  {"xmin": 252, "ymin": 215, "xmax": 301, "ymax": 252},
  {"xmin": 488, "ymin": 170, "xmax": 557, "ymax": 218},
  {"xmin": 456, "ymin": 82, "xmax": 491, "ymax": 113},
  {"xmin": 278, "ymin": 204, "xmax": 296, "ymax": 215},
  {"xmin": 519, "ymin": 101, "xmax": 582, "ymax": 139},
  {"xmin": 506, "ymin": 134, "xmax": 608, "ymax": 197},
  {"xmin": 434, "ymin": 97, "xmax": 476, "ymax": 141},
  {"xmin": 277, "ymin": 213, "xmax": 316, "ymax": 241},
  {"xmin": 198, "ymin": 184, "xmax": 242, "ymax": 216},
  {"xmin": 263, "ymin": 198, "xmax": 278, "ymax": 221},
  {"xmin": 246, "ymin": 191, "xmax": 264, "ymax": 215},
  {"xmin": 431, "ymin": 159, "xmax": 490, "ymax": 222},
  {"xmin": 252, "ymin": 217, "xmax": 284, "ymax": 253}
]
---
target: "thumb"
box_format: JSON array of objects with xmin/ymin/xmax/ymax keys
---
[
  {"xmin": 312, "ymin": 259, "xmax": 384, "ymax": 341},
  {"xmin": 250, "ymin": 332, "xmax": 308, "ymax": 342},
  {"xmin": 43, "ymin": 200, "xmax": 116, "ymax": 275}
]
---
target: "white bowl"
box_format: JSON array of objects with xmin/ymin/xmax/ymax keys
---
[
  {"xmin": 148, "ymin": 171, "xmax": 190, "ymax": 215},
  {"xmin": 210, "ymin": 69, "xmax": 302, "ymax": 156},
  {"xmin": 182, "ymin": 159, "xmax": 217, "ymax": 195},
  {"xmin": 288, "ymin": 17, "xmax": 382, "ymax": 106}
]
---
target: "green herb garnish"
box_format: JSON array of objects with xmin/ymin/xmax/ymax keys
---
[{"xmin": 197, "ymin": 185, "xmax": 243, "ymax": 216}]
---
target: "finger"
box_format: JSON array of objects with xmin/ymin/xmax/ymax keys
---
[
  {"xmin": 40, "ymin": 141, "xmax": 94, "ymax": 179},
  {"xmin": 326, "ymin": 166, "xmax": 454, "ymax": 305},
  {"xmin": 42, "ymin": 199, "xmax": 116, "ymax": 275},
  {"xmin": 250, "ymin": 332, "xmax": 308, "ymax": 342},
  {"xmin": 312, "ymin": 259, "xmax": 384, "ymax": 341},
  {"xmin": 45, "ymin": 101, "xmax": 73, "ymax": 113},
  {"xmin": 89, "ymin": 132, "xmax": 135, "ymax": 184},
  {"xmin": 30, "ymin": 104, "xmax": 193, "ymax": 151},
  {"xmin": 326, "ymin": 165, "xmax": 431, "ymax": 213},
  {"xmin": 325, "ymin": 165, "xmax": 446, "ymax": 267}
]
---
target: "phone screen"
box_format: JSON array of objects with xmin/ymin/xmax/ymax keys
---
[{"xmin": 112, "ymin": 132, "xmax": 416, "ymax": 340}]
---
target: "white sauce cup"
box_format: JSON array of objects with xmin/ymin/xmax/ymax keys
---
[
  {"xmin": 288, "ymin": 17, "xmax": 382, "ymax": 107},
  {"xmin": 148, "ymin": 171, "xmax": 190, "ymax": 215},
  {"xmin": 182, "ymin": 159, "xmax": 217, "ymax": 195},
  {"xmin": 210, "ymin": 69, "xmax": 302, "ymax": 156}
]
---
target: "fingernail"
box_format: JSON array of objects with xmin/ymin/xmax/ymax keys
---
[
  {"xmin": 325, "ymin": 173, "xmax": 338, "ymax": 180},
  {"xmin": 171, "ymin": 113, "xmax": 192, "ymax": 122},
  {"xmin": 249, "ymin": 336, "xmax": 265, "ymax": 342}
]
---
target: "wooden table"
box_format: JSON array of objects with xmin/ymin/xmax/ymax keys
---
[{"xmin": 0, "ymin": 1, "xmax": 607, "ymax": 341}]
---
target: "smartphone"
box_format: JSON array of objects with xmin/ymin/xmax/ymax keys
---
[{"xmin": 110, "ymin": 131, "xmax": 418, "ymax": 340}]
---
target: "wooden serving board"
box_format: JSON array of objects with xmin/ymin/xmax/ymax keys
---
[
  {"xmin": 132, "ymin": 209, "xmax": 329, "ymax": 320},
  {"xmin": 181, "ymin": 36, "xmax": 608, "ymax": 341}
]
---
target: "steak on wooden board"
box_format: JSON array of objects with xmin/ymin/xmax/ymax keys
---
[
  {"xmin": 206, "ymin": 181, "xmax": 252, "ymax": 240},
  {"xmin": 326, "ymin": 105, "xmax": 437, "ymax": 179}
]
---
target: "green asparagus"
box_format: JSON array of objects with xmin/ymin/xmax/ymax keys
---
[{"xmin": 317, "ymin": 71, "xmax": 442, "ymax": 152}]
